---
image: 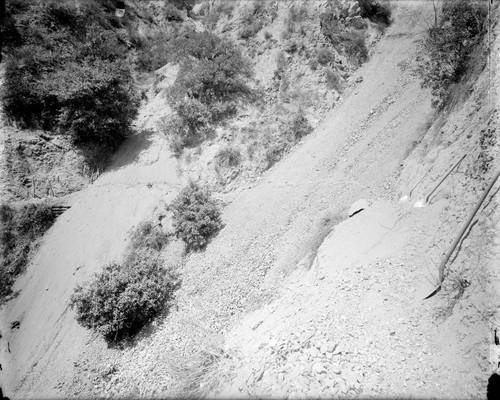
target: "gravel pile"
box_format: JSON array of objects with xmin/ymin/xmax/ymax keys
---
[
  {"xmin": 215, "ymin": 249, "xmax": 489, "ymax": 399},
  {"xmin": 240, "ymin": 327, "xmax": 362, "ymax": 398}
]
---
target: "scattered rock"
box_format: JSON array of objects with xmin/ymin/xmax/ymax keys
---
[
  {"xmin": 251, "ymin": 320, "xmax": 263, "ymax": 330},
  {"xmin": 332, "ymin": 364, "xmax": 342, "ymax": 375},
  {"xmin": 327, "ymin": 342, "xmax": 338, "ymax": 353},
  {"xmin": 313, "ymin": 363, "xmax": 325, "ymax": 374}
]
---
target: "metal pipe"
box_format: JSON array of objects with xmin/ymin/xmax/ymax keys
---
[
  {"xmin": 400, "ymin": 166, "xmax": 434, "ymax": 204},
  {"xmin": 410, "ymin": 167, "xmax": 432, "ymax": 197},
  {"xmin": 424, "ymin": 153, "xmax": 467, "ymax": 205},
  {"xmin": 425, "ymin": 169, "xmax": 500, "ymax": 299}
]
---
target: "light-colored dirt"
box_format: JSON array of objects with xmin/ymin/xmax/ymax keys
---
[
  {"xmin": 98, "ymin": 1, "xmax": 453, "ymax": 397},
  {"xmin": 0, "ymin": 92, "xmax": 179, "ymax": 397},
  {"xmin": 177, "ymin": 0, "xmax": 383, "ymax": 192},
  {"xmin": 212, "ymin": 3, "xmax": 500, "ymax": 397},
  {"xmin": 1, "ymin": 0, "xmax": 498, "ymax": 398}
]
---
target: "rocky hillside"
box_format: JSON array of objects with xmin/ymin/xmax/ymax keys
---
[
  {"xmin": 209, "ymin": 2, "xmax": 500, "ymax": 396},
  {"xmin": 0, "ymin": 0, "xmax": 388, "ymax": 303},
  {"xmin": 1, "ymin": 0, "xmax": 498, "ymax": 399},
  {"xmin": 152, "ymin": 0, "xmax": 389, "ymax": 191},
  {"xmin": 1, "ymin": 0, "xmax": 387, "ymax": 202}
]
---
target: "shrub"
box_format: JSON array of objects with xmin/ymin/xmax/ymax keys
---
[
  {"xmin": 340, "ymin": 30, "xmax": 368, "ymax": 64},
  {"xmin": 309, "ymin": 58, "xmax": 319, "ymax": 71},
  {"xmin": 320, "ymin": 13, "xmax": 368, "ymax": 64},
  {"xmin": 283, "ymin": 3, "xmax": 308, "ymax": 36},
  {"xmin": 165, "ymin": 32, "xmax": 253, "ymax": 153},
  {"xmin": 260, "ymin": 111, "xmax": 313, "ymax": 170},
  {"xmin": 348, "ymin": 16, "xmax": 369, "ymax": 30},
  {"xmin": 238, "ymin": 1, "xmax": 266, "ymax": 40},
  {"xmin": 1, "ymin": 0, "xmax": 139, "ymax": 152},
  {"xmin": 320, "ymin": 12, "xmax": 343, "ymax": 46},
  {"xmin": 284, "ymin": 40, "xmax": 298, "ymax": 54},
  {"xmin": 169, "ymin": 0, "xmax": 196, "ymax": 12},
  {"xmin": 358, "ymin": 0, "xmax": 392, "ymax": 26},
  {"xmin": 1, "ymin": 202, "xmax": 56, "ymax": 301},
  {"xmin": 43, "ymin": 58, "xmax": 139, "ymax": 146},
  {"xmin": 2, "ymin": 58, "xmax": 48, "ymax": 129},
  {"xmin": 164, "ymin": 4, "xmax": 184, "ymax": 22},
  {"xmin": 288, "ymin": 112, "xmax": 313, "ymax": 140},
  {"xmin": 316, "ymin": 48, "xmax": 334, "ymax": 65},
  {"xmin": 70, "ymin": 259, "xmax": 175, "ymax": 340},
  {"xmin": 202, "ymin": 11, "xmax": 221, "ymax": 31},
  {"xmin": 15, "ymin": 202, "xmax": 56, "ymax": 239},
  {"xmin": 239, "ymin": 21, "xmax": 264, "ymax": 40},
  {"xmin": 129, "ymin": 221, "xmax": 168, "ymax": 254},
  {"xmin": 216, "ymin": 146, "xmax": 242, "ymax": 168},
  {"xmin": 169, "ymin": 96, "xmax": 213, "ymax": 136},
  {"xmin": 163, "ymin": 114, "xmax": 200, "ymax": 156},
  {"xmin": 415, "ymin": 0, "xmax": 487, "ymax": 108},
  {"xmin": 170, "ymin": 182, "xmax": 222, "ymax": 251},
  {"xmin": 136, "ymin": 32, "xmax": 174, "ymax": 72},
  {"xmin": 275, "ymin": 50, "xmax": 287, "ymax": 76},
  {"xmin": 202, "ymin": 0, "xmax": 236, "ymax": 29},
  {"xmin": 288, "ymin": 4, "xmax": 308, "ymax": 23},
  {"xmin": 325, "ymin": 69, "xmax": 343, "ymax": 92},
  {"xmin": 169, "ymin": 33, "xmax": 253, "ymax": 103},
  {"xmin": 1, "ymin": 0, "xmax": 31, "ymax": 53},
  {"xmin": 265, "ymin": 145, "xmax": 285, "ymax": 169}
]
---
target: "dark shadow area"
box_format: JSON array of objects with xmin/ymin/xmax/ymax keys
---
[
  {"xmin": 77, "ymin": 142, "xmax": 119, "ymax": 175},
  {"xmin": 488, "ymin": 373, "xmax": 500, "ymax": 400},
  {"xmin": 104, "ymin": 129, "xmax": 156, "ymax": 172},
  {"xmin": 0, "ymin": 202, "xmax": 56, "ymax": 304},
  {"xmin": 349, "ymin": 208, "xmax": 365, "ymax": 218}
]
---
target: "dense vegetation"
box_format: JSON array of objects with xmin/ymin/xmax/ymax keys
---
[
  {"xmin": 170, "ymin": 182, "xmax": 222, "ymax": 251},
  {"xmin": 415, "ymin": 0, "xmax": 487, "ymax": 108},
  {"xmin": 320, "ymin": 0, "xmax": 390, "ymax": 65},
  {"xmin": 70, "ymin": 220, "xmax": 174, "ymax": 341},
  {"xmin": 70, "ymin": 259, "xmax": 175, "ymax": 340},
  {"xmin": 358, "ymin": 0, "xmax": 392, "ymax": 26},
  {"xmin": 320, "ymin": 13, "xmax": 368, "ymax": 65},
  {"xmin": 0, "ymin": 202, "xmax": 56, "ymax": 302},
  {"xmin": 159, "ymin": 31, "xmax": 253, "ymax": 154},
  {"xmin": 70, "ymin": 182, "xmax": 219, "ymax": 341},
  {"xmin": 1, "ymin": 0, "xmax": 139, "ymax": 149}
]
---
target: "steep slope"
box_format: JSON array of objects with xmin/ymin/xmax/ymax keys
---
[
  {"xmin": 2, "ymin": 0, "xmax": 496, "ymax": 398},
  {"xmin": 0, "ymin": 97, "xmax": 179, "ymax": 397},
  {"xmin": 96, "ymin": 1, "xmax": 439, "ymax": 397},
  {"xmin": 168, "ymin": 0, "xmax": 387, "ymax": 191},
  {"xmin": 212, "ymin": 3, "xmax": 500, "ymax": 398}
]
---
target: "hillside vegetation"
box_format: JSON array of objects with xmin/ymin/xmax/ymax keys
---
[
  {"xmin": 2, "ymin": 0, "xmax": 139, "ymax": 149},
  {"xmin": 0, "ymin": 0, "xmax": 391, "ymax": 303},
  {"xmin": 2, "ymin": 0, "xmax": 498, "ymax": 398},
  {"xmin": 1, "ymin": 0, "xmax": 392, "ymax": 189},
  {"xmin": 415, "ymin": 0, "xmax": 488, "ymax": 108},
  {"xmin": 0, "ymin": 201, "xmax": 55, "ymax": 302}
]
